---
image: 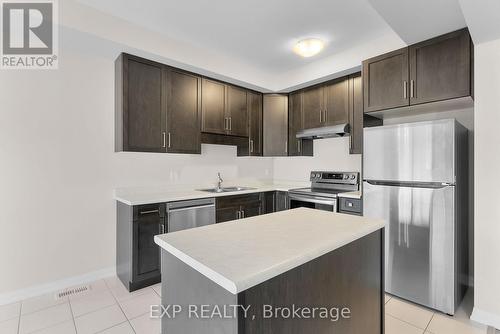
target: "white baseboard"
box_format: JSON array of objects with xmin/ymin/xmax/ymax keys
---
[
  {"xmin": 471, "ymin": 307, "xmax": 500, "ymax": 330},
  {"xmin": 0, "ymin": 267, "xmax": 116, "ymax": 306}
]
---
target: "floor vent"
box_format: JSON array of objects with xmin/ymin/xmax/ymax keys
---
[{"xmin": 55, "ymin": 285, "xmax": 90, "ymax": 300}]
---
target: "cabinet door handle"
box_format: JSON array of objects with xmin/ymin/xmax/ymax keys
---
[
  {"xmin": 168, "ymin": 132, "xmax": 171, "ymax": 148},
  {"xmin": 229, "ymin": 117, "xmax": 232, "ymax": 131},
  {"xmin": 250, "ymin": 139, "xmax": 254, "ymax": 153},
  {"xmin": 297, "ymin": 140, "xmax": 301, "ymax": 153},
  {"xmin": 241, "ymin": 210, "xmax": 245, "ymax": 218},
  {"xmin": 403, "ymin": 81, "xmax": 408, "ymax": 99},
  {"xmin": 323, "ymin": 109, "xmax": 327, "ymax": 123},
  {"xmin": 285, "ymin": 140, "xmax": 288, "ymax": 154},
  {"xmin": 224, "ymin": 117, "xmax": 227, "ymax": 130},
  {"xmin": 162, "ymin": 132, "xmax": 166, "ymax": 148},
  {"xmin": 140, "ymin": 209, "xmax": 159, "ymax": 215},
  {"xmin": 319, "ymin": 109, "xmax": 322, "ymax": 123},
  {"xmin": 410, "ymin": 80, "xmax": 415, "ymax": 98},
  {"xmin": 159, "ymin": 223, "xmax": 165, "ymax": 234}
]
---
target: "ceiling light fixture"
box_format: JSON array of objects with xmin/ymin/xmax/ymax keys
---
[{"xmin": 293, "ymin": 38, "xmax": 325, "ymax": 58}]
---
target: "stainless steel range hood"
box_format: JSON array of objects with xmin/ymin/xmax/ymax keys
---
[{"xmin": 296, "ymin": 123, "xmax": 350, "ymax": 139}]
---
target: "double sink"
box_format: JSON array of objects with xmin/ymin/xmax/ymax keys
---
[{"xmin": 199, "ymin": 186, "xmax": 255, "ymax": 193}]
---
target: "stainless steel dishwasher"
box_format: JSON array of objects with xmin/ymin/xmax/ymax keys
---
[{"xmin": 166, "ymin": 198, "xmax": 216, "ymax": 233}]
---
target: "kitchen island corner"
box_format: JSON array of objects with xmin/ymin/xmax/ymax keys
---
[{"xmin": 154, "ymin": 207, "xmax": 385, "ymax": 334}]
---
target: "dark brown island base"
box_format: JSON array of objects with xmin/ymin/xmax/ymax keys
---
[{"xmin": 154, "ymin": 208, "xmax": 385, "ymax": 334}]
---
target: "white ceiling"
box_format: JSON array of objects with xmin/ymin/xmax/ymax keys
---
[
  {"xmin": 76, "ymin": 0, "xmax": 469, "ymax": 91},
  {"xmin": 458, "ymin": 0, "xmax": 500, "ymax": 44},
  {"xmin": 367, "ymin": 0, "xmax": 466, "ymax": 45}
]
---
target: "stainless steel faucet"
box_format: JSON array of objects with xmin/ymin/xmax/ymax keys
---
[{"xmin": 216, "ymin": 172, "xmax": 223, "ymax": 190}]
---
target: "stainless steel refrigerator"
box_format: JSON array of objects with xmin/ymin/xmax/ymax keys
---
[{"xmin": 363, "ymin": 119, "xmax": 468, "ymax": 315}]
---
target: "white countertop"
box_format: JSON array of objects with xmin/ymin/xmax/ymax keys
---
[
  {"xmin": 114, "ymin": 183, "xmax": 302, "ymax": 205},
  {"xmin": 337, "ymin": 190, "xmax": 362, "ymax": 199},
  {"xmin": 154, "ymin": 208, "xmax": 384, "ymax": 294}
]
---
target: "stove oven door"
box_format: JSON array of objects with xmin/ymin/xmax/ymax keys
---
[{"xmin": 288, "ymin": 193, "xmax": 337, "ymax": 212}]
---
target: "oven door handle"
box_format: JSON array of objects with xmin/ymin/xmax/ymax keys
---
[{"xmin": 288, "ymin": 194, "xmax": 336, "ymax": 206}]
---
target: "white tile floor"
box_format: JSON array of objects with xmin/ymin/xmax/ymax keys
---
[
  {"xmin": 384, "ymin": 290, "xmax": 488, "ymax": 334},
  {"xmin": 0, "ymin": 276, "xmax": 492, "ymax": 334}
]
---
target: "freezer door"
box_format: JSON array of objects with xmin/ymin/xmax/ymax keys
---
[
  {"xmin": 363, "ymin": 120, "xmax": 456, "ymax": 183},
  {"xmin": 363, "ymin": 181, "xmax": 455, "ymax": 314}
]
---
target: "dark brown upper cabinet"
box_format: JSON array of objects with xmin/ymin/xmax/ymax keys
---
[
  {"xmin": 115, "ymin": 55, "xmax": 165, "ymax": 152},
  {"xmin": 409, "ymin": 28, "xmax": 471, "ymax": 105},
  {"xmin": 115, "ymin": 53, "xmax": 200, "ymax": 154},
  {"xmin": 263, "ymin": 94, "xmax": 288, "ymax": 156},
  {"xmin": 165, "ymin": 68, "xmax": 202, "ymax": 154},
  {"xmin": 288, "ymin": 72, "xmax": 366, "ymax": 155},
  {"xmin": 201, "ymin": 80, "xmax": 249, "ymax": 137},
  {"xmin": 324, "ymin": 78, "xmax": 349, "ymax": 126},
  {"xmin": 227, "ymin": 85, "xmax": 248, "ymax": 137},
  {"xmin": 302, "ymin": 86, "xmax": 323, "ymax": 129},
  {"xmin": 363, "ymin": 28, "xmax": 472, "ymax": 113},
  {"xmin": 201, "ymin": 78, "xmax": 227, "ymax": 135},
  {"xmin": 363, "ymin": 48, "xmax": 409, "ymax": 113},
  {"xmin": 348, "ymin": 73, "xmax": 363, "ymax": 154},
  {"xmin": 288, "ymin": 91, "xmax": 313, "ymax": 156},
  {"xmin": 248, "ymin": 92, "xmax": 263, "ymax": 156},
  {"xmin": 302, "ymin": 77, "xmax": 350, "ymax": 129}
]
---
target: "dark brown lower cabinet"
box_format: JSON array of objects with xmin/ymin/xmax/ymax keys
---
[
  {"xmin": 275, "ymin": 191, "xmax": 289, "ymax": 211},
  {"xmin": 339, "ymin": 197, "xmax": 363, "ymax": 216},
  {"xmin": 161, "ymin": 229, "xmax": 384, "ymax": 334},
  {"xmin": 262, "ymin": 192, "xmax": 276, "ymax": 214},
  {"xmin": 262, "ymin": 191, "xmax": 289, "ymax": 213},
  {"xmin": 216, "ymin": 193, "xmax": 263, "ymax": 223},
  {"xmin": 242, "ymin": 201, "xmax": 262, "ymax": 218},
  {"xmin": 117, "ymin": 202, "xmax": 165, "ymax": 292}
]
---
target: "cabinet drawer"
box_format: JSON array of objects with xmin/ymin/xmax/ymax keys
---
[
  {"xmin": 339, "ymin": 197, "xmax": 362, "ymax": 215},
  {"xmin": 216, "ymin": 193, "xmax": 261, "ymax": 208}
]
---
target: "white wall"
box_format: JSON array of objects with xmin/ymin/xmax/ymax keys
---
[
  {"xmin": 0, "ymin": 31, "xmax": 273, "ymax": 300},
  {"xmin": 470, "ymin": 38, "xmax": 500, "ymax": 329},
  {"xmin": 273, "ymin": 137, "xmax": 362, "ymax": 182}
]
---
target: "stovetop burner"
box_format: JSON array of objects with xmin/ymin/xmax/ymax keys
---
[
  {"xmin": 289, "ymin": 171, "xmax": 360, "ymax": 198},
  {"xmin": 288, "ymin": 187, "xmax": 346, "ymax": 198}
]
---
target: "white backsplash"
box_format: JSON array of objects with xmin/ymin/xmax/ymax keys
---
[{"xmin": 273, "ymin": 137, "xmax": 362, "ymax": 183}]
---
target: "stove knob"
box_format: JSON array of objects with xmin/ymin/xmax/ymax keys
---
[
  {"xmin": 344, "ymin": 175, "xmax": 349, "ymax": 180},
  {"xmin": 350, "ymin": 175, "xmax": 356, "ymax": 180}
]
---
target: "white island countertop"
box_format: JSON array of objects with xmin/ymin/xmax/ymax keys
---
[{"xmin": 154, "ymin": 208, "xmax": 384, "ymax": 294}]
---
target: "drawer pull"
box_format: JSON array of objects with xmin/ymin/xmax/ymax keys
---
[{"xmin": 139, "ymin": 209, "xmax": 159, "ymax": 215}]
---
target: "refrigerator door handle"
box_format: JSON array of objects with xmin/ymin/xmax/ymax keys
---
[
  {"xmin": 406, "ymin": 221, "xmax": 409, "ymax": 248},
  {"xmin": 365, "ymin": 180, "xmax": 454, "ymax": 189},
  {"xmin": 398, "ymin": 221, "xmax": 402, "ymax": 246}
]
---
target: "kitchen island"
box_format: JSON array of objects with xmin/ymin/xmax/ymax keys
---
[{"xmin": 154, "ymin": 207, "xmax": 384, "ymax": 334}]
